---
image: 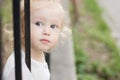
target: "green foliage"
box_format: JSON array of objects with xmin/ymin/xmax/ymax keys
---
[
  {"xmin": 78, "ymin": 74, "xmax": 104, "ymax": 80},
  {"xmin": 1, "ymin": 0, "xmax": 12, "ymax": 23},
  {"xmin": 70, "ymin": 0, "xmax": 120, "ymax": 80},
  {"xmin": 84, "ymin": 0, "xmax": 102, "ymax": 19}
]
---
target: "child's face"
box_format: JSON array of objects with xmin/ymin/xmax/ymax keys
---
[{"xmin": 30, "ymin": 2, "xmax": 64, "ymax": 52}]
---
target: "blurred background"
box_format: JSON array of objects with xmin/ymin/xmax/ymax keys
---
[
  {"xmin": 71, "ymin": 0, "xmax": 120, "ymax": 80},
  {"xmin": 1, "ymin": 0, "xmax": 120, "ymax": 80}
]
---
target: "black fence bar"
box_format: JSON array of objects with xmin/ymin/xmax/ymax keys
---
[
  {"xmin": 24, "ymin": 0, "xmax": 31, "ymax": 70},
  {"xmin": 0, "ymin": 17, "xmax": 2, "ymax": 80},
  {"xmin": 12, "ymin": 0, "xmax": 22, "ymax": 80},
  {"xmin": 0, "ymin": 1, "xmax": 3, "ymax": 79},
  {"xmin": 45, "ymin": 53, "xmax": 50, "ymax": 70}
]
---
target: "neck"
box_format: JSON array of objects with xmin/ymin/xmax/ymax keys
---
[
  {"xmin": 22, "ymin": 44, "xmax": 45, "ymax": 63},
  {"xmin": 31, "ymin": 48, "xmax": 45, "ymax": 63}
]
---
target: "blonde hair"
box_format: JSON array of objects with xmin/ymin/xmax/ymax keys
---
[
  {"xmin": 20, "ymin": 0, "xmax": 71, "ymax": 38},
  {"xmin": 3, "ymin": 0, "xmax": 71, "ymax": 62}
]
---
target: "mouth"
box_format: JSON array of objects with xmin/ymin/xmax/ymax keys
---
[{"xmin": 40, "ymin": 39, "xmax": 50, "ymax": 43}]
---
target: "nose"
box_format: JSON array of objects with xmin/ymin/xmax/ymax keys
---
[{"xmin": 42, "ymin": 26, "xmax": 50, "ymax": 36}]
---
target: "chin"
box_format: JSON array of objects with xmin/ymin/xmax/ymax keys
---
[{"xmin": 38, "ymin": 47, "xmax": 49, "ymax": 52}]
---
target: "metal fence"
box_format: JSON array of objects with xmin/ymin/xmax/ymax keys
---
[
  {"xmin": 0, "ymin": 0, "xmax": 50, "ymax": 79},
  {"xmin": 13, "ymin": 0, "xmax": 22, "ymax": 79}
]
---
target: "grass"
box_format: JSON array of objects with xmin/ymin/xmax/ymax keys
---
[
  {"xmin": 70, "ymin": 0, "xmax": 120, "ymax": 80},
  {"xmin": 1, "ymin": 0, "xmax": 12, "ymax": 23}
]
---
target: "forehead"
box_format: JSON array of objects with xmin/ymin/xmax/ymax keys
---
[
  {"xmin": 31, "ymin": 1, "xmax": 64, "ymax": 14},
  {"xmin": 31, "ymin": 1, "xmax": 64, "ymax": 25}
]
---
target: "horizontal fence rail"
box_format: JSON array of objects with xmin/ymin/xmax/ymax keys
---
[{"xmin": 12, "ymin": 0, "xmax": 22, "ymax": 80}]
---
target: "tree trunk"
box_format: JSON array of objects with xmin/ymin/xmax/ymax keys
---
[{"xmin": 71, "ymin": 0, "xmax": 79, "ymax": 23}]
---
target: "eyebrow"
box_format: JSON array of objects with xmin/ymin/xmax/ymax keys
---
[
  {"xmin": 32, "ymin": 16, "xmax": 61, "ymax": 26},
  {"xmin": 32, "ymin": 16, "xmax": 45, "ymax": 20}
]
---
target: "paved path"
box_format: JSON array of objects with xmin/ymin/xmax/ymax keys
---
[
  {"xmin": 97, "ymin": 0, "xmax": 120, "ymax": 47},
  {"xmin": 51, "ymin": 36, "xmax": 76, "ymax": 80},
  {"xmin": 50, "ymin": 0, "xmax": 77, "ymax": 80}
]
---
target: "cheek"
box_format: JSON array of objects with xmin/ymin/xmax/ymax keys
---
[
  {"xmin": 51, "ymin": 33, "xmax": 60, "ymax": 44},
  {"xmin": 30, "ymin": 29, "xmax": 40, "ymax": 43},
  {"xmin": 30, "ymin": 34, "xmax": 36, "ymax": 46},
  {"xmin": 31, "ymin": 26, "xmax": 42, "ymax": 37},
  {"xmin": 48, "ymin": 33, "xmax": 60, "ymax": 50}
]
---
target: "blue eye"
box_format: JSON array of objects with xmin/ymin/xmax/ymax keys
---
[
  {"xmin": 35, "ymin": 21, "xmax": 43, "ymax": 27},
  {"xmin": 50, "ymin": 24, "xmax": 57, "ymax": 29}
]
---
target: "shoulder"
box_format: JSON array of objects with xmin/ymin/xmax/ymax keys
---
[
  {"xmin": 2, "ymin": 53, "xmax": 15, "ymax": 80},
  {"xmin": 3, "ymin": 53, "xmax": 15, "ymax": 72},
  {"xmin": 2, "ymin": 51, "xmax": 34, "ymax": 80}
]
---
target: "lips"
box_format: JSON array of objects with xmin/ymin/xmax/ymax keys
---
[{"xmin": 40, "ymin": 39, "xmax": 50, "ymax": 43}]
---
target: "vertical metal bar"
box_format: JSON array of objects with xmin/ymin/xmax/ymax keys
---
[
  {"xmin": 45, "ymin": 53, "xmax": 50, "ymax": 70},
  {"xmin": 12, "ymin": 0, "xmax": 22, "ymax": 80},
  {"xmin": 0, "ymin": 1, "xmax": 3, "ymax": 79},
  {"xmin": 24, "ymin": 0, "xmax": 31, "ymax": 70},
  {"xmin": 0, "ymin": 18, "xmax": 2, "ymax": 80}
]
